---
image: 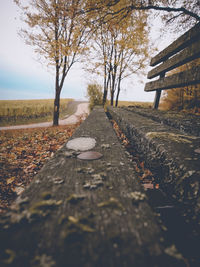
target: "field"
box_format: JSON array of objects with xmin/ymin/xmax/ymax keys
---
[
  {"xmin": 117, "ymin": 101, "xmax": 152, "ymax": 108},
  {"xmin": 0, "ymin": 98, "xmax": 75, "ymax": 126},
  {"xmin": 0, "ymin": 99, "xmax": 153, "ymax": 127}
]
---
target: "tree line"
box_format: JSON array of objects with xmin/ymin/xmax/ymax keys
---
[{"xmin": 14, "ymin": 0, "xmax": 200, "ymax": 125}]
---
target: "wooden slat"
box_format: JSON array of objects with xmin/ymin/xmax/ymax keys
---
[
  {"xmin": 148, "ymin": 40, "xmax": 200, "ymax": 79},
  {"xmin": 145, "ymin": 65, "xmax": 200, "ymax": 92},
  {"xmin": 150, "ymin": 23, "xmax": 200, "ymax": 67}
]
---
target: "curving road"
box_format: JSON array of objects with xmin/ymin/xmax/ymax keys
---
[{"xmin": 0, "ymin": 102, "xmax": 89, "ymax": 131}]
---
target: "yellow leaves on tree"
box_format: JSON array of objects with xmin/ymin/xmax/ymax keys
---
[
  {"xmin": 14, "ymin": 0, "xmax": 89, "ymax": 126},
  {"xmin": 84, "ymin": 3, "xmax": 150, "ymax": 107}
]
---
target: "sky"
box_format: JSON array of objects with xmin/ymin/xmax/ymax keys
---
[{"xmin": 0, "ymin": 0, "xmax": 175, "ymax": 102}]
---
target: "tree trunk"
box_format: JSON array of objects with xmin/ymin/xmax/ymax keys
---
[
  {"xmin": 53, "ymin": 5, "xmax": 60, "ymax": 127},
  {"xmin": 110, "ymin": 90, "xmax": 114, "ymax": 106},
  {"xmin": 53, "ymin": 89, "xmax": 61, "ymax": 126},
  {"xmin": 103, "ymin": 69, "xmax": 111, "ymax": 106},
  {"xmin": 53, "ymin": 66, "xmax": 60, "ymax": 126},
  {"xmin": 110, "ymin": 79, "xmax": 115, "ymax": 107},
  {"xmin": 115, "ymin": 82, "xmax": 120, "ymax": 107},
  {"xmin": 103, "ymin": 89, "xmax": 108, "ymax": 106}
]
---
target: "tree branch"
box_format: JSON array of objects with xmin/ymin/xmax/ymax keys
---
[
  {"xmin": 86, "ymin": 2, "xmax": 200, "ymax": 23},
  {"xmin": 138, "ymin": 5, "xmax": 200, "ymax": 21}
]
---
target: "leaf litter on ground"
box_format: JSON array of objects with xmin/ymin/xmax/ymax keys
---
[
  {"xmin": 111, "ymin": 120, "xmax": 159, "ymax": 190},
  {"xmin": 0, "ymin": 122, "xmax": 81, "ymax": 213}
]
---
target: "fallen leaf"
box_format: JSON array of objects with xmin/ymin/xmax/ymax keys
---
[
  {"xmin": 6, "ymin": 177, "xmax": 15, "ymax": 185},
  {"xmin": 155, "ymin": 184, "xmax": 159, "ymax": 189},
  {"xmin": 0, "ymin": 122, "xmax": 81, "ymax": 212},
  {"xmin": 12, "ymin": 186, "xmax": 25, "ymax": 195}
]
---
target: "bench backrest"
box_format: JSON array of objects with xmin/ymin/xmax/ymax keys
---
[{"xmin": 145, "ymin": 23, "xmax": 200, "ymax": 109}]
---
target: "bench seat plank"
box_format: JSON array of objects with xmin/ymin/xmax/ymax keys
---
[
  {"xmin": 122, "ymin": 106, "xmax": 200, "ymax": 137},
  {"xmin": 107, "ymin": 107, "xmax": 200, "ymax": 232}
]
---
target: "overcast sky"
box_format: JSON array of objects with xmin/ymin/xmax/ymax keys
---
[{"xmin": 0, "ymin": 0, "xmax": 176, "ymax": 102}]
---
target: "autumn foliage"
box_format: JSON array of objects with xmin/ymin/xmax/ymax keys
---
[
  {"xmin": 161, "ymin": 85, "xmax": 200, "ymax": 113},
  {"xmin": 87, "ymin": 83, "xmax": 103, "ymax": 110},
  {"xmin": 0, "ymin": 123, "xmax": 80, "ymax": 213},
  {"xmin": 85, "ymin": 2, "xmax": 149, "ymax": 107},
  {"xmin": 14, "ymin": 0, "xmax": 89, "ymax": 126},
  {"xmin": 111, "ymin": 120, "xmax": 158, "ymax": 190},
  {"xmin": 161, "ymin": 60, "xmax": 200, "ymax": 113}
]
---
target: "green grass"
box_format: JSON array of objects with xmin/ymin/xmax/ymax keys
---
[{"xmin": 0, "ymin": 99, "xmax": 74, "ymax": 126}]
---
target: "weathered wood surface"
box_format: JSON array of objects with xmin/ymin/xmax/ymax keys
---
[
  {"xmin": 107, "ymin": 107, "xmax": 200, "ymax": 233},
  {"xmin": 150, "ymin": 23, "xmax": 200, "ymax": 66},
  {"xmin": 148, "ymin": 39, "xmax": 200, "ymax": 79},
  {"xmin": 123, "ymin": 106, "xmax": 200, "ymax": 137},
  {"xmin": 145, "ymin": 23, "xmax": 200, "ymax": 109},
  {"xmin": 0, "ymin": 108, "xmax": 183, "ymax": 267},
  {"xmin": 145, "ymin": 65, "xmax": 200, "ymax": 92}
]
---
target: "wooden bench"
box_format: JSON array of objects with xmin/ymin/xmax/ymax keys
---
[
  {"xmin": 107, "ymin": 105, "xmax": 200, "ymax": 266},
  {"xmin": 0, "ymin": 108, "xmax": 185, "ymax": 267},
  {"xmin": 145, "ymin": 22, "xmax": 200, "ymax": 109},
  {"xmin": 104, "ymin": 24, "xmax": 200, "ymax": 264}
]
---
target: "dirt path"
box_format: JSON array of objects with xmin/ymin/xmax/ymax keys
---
[{"xmin": 0, "ymin": 102, "xmax": 89, "ymax": 131}]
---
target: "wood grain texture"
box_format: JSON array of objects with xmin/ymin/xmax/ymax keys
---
[
  {"xmin": 107, "ymin": 107, "xmax": 200, "ymax": 234},
  {"xmin": 145, "ymin": 65, "xmax": 200, "ymax": 92},
  {"xmin": 0, "ymin": 108, "xmax": 183, "ymax": 267},
  {"xmin": 150, "ymin": 23, "xmax": 200, "ymax": 66},
  {"xmin": 148, "ymin": 40, "xmax": 200, "ymax": 79}
]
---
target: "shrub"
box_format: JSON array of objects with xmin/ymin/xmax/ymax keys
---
[{"xmin": 87, "ymin": 83, "xmax": 103, "ymax": 111}]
